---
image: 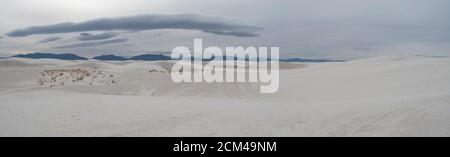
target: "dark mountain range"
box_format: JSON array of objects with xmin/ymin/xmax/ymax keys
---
[
  {"xmin": 12, "ymin": 53, "xmax": 88, "ymax": 60},
  {"xmin": 92, "ymin": 55, "xmax": 129, "ymax": 61},
  {"xmin": 129, "ymin": 54, "xmax": 172, "ymax": 61},
  {"xmin": 8, "ymin": 53, "xmax": 345, "ymax": 63}
]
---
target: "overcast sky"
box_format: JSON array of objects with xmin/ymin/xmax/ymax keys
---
[{"xmin": 1, "ymin": 0, "xmax": 449, "ymax": 59}]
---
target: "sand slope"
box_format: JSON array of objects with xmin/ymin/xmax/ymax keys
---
[{"xmin": 0, "ymin": 56, "xmax": 449, "ymax": 136}]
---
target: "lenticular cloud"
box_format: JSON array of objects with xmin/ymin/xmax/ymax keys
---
[{"xmin": 6, "ymin": 13, "xmax": 263, "ymax": 38}]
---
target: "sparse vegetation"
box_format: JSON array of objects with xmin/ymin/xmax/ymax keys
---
[{"xmin": 37, "ymin": 69, "xmax": 117, "ymax": 87}]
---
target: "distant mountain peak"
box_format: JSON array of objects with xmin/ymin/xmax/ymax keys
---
[
  {"xmin": 92, "ymin": 54, "xmax": 128, "ymax": 61},
  {"xmin": 129, "ymin": 54, "xmax": 172, "ymax": 61},
  {"xmin": 12, "ymin": 53, "xmax": 88, "ymax": 60}
]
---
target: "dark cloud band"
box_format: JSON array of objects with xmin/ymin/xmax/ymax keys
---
[
  {"xmin": 6, "ymin": 13, "xmax": 263, "ymax": 37},
  {"xmin": 37, "ymin": 37, "xmax": 61, "ymax": 44},
  {"xmin": 77, "ymin": 32, "xmax": 117, "ymax": 41}
]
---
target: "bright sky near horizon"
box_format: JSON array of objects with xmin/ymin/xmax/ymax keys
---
[{"xmin": 1, "ymin": 0, "xmax": 449, "ymax": 59}]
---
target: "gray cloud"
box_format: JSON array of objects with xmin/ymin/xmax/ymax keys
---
[
  {"xmin": 37, "ymin": 37, "xmax": 61, "ymax": 44},
  {"xmin": 55, "ymin": 38, "xmax": 129, "ymax": 48},
  {"xmin": 352, "ymin": 48, "xmax": 373, "ymax": 51},
  {"xmin": 77, "ymin": 32, "xmax": 118, "ymax": 41},
  {"xmin": 6, "ymin": 13, "xmax": 263, "ymax": 37},
  {"xmin": 203, "ymin": 30, "xmax": 259, "ymax": 37}
]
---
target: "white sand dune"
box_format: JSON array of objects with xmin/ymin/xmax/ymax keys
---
[{"xmin": 0, "ymin": 56, "xmax": 449, "ymax": 136}]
